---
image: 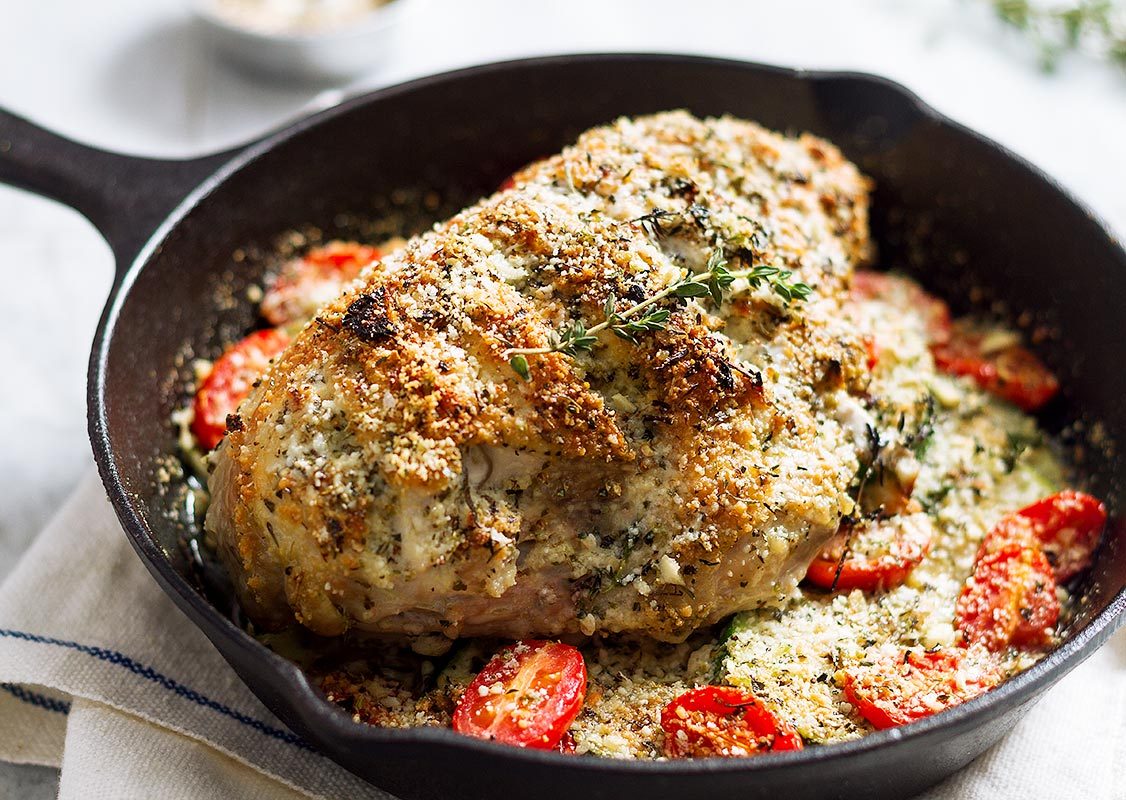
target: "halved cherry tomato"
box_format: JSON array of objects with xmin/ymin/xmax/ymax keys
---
[
  {"xmin": 191, "ymin": 328, "xmax": 290, "ymax": 450},
  {"xmin": 304, "ymin": 242, "xmax": 381, "ymax": 271},
  {"xmin": 978, "ymin": 490, "xmax": 1106, "ymax": 582},
  {"xmin": 955, "ymin": 543, "xmax": 1059, "ymax": 651},
  {"xmin": 452, "ymin": 640, "xmax": 587, "ymax": 750},
  {"xmin": 842, "ymin": 648, "xmax": 1000, "ymax": 730},
  {"xmin": 805, "ymin": 513, "xmax": 935, "ymax": 592},
  {"xmin": 260, "ymin": 241, "xmax": 382, "ymax": 326},
  {"xmin": 851, "ymin": 271, "xmax": 952, "ymax": 345},
  {"xmin": 660, "ymin": 686, "xmax": 803, "ymax": 758},
  {"xmin": 931, "ymin": 326, "xmax": 1058, "ymax": 412},
  {"xmin": 976, "ymin": 513, "xmax": 1039, "ymax": 562}
]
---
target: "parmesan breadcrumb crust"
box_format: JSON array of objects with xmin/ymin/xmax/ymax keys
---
[{"xmin": 206, "ymin": 111, "xmax": 877, "ymax": 644}]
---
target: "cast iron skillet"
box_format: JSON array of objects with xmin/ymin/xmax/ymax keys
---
[{"xmin": 1, "ymin": 54, "xmax": 1124, "ymax": 800}]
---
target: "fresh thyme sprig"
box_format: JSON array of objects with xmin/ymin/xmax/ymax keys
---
[
  {"xmin": 989, "ymin": 0, "xmax": 1126, "ymax": 72},
  {"xmin": 505, "ymin": 249, "xmax": 811, "ymax": 379}
]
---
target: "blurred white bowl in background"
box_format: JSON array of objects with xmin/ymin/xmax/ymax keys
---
[{"xmin": 193, "ymin": 0, "xmax": 418, "ymax": 83}]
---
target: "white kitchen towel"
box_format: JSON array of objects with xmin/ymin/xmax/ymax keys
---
[
  {"xmin": 0, "ymin": 470, "xmax": 390, "ymax": 800},
  {"xmin": 0, "ymin": 469, "xmax": 1123, "ymax": 799}
]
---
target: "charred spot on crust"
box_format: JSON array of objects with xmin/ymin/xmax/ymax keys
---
[
  {"xmin": 326, "ymin": 517, "xmax": 345, "ymax": 550},
  {"xmin": 714, "ymin": 358, "xmax": 735, "ymax": 392},
  {"xmin": 225, "ymin": 413, "xmax": 244, "ymax": 433},
  {"xmin": 666, "ymin": 177, "xmax": 697, "ymax": 198},
  {"xmin": 818, "ymin": 357, "xmax": 844, "ymax": 390},
  {"xmin": 343, "ymin": 288, "xmax": 396, "ymax": 343},
  {"xmin": 624, "ymin": 282, "xmax": 648, "ymax": 304},
  {"xmin": 643, "ymin": 328, "xmax": 764, "ymax": 419}
]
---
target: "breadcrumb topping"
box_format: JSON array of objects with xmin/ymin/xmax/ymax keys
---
[{"xmin": 206, "ymin": 111, "xmax": 875, "ymax": 642}]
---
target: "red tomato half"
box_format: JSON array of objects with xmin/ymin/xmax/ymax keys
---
[
  {"xmin": 931, "ymin": 327, "xmax": 1058, "ymax": 412},
  {"xmin": 452, "ymin": 640, "xmax": 587, "ymax": 750},
  {"xmin": 805, "ymin": 514, "xmax": 935, "ymax": 592},
  {"xmin": 191, "ymin": 328, "xmax": 290, "ymax": 450},
  {"xmin": 842, "ymin": 648, "xmax": 1000, "ymax": 730},
  {"xmin": 304, "ymin": 242, "xmax": 381, "ymax": 271},
  {"xmin": 660, "ymin": 686, "xmax": 803, "ymax": 758},
  {"xmin": 851, "ymin": 271, "xmax": 952, "ymax": 345},
  {"xmin": 260, "ymin": 241, "xmax": 382, "ymax": 326},
  {"xmin": 993, "ymin": 491, "xmax": 1106, "ymax": 582},
  {"xmin": 976, "ymin": 513, "xmax": 1039, "ymax": 561},
  {"xmin": 955, "ymin": 543, "xmax": 1059, "ymax": 651}
]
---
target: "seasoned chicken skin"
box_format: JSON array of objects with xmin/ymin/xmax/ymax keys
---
[{"xmin": 206, "ymin": 111, "xmax": 874, "ymax": 643}]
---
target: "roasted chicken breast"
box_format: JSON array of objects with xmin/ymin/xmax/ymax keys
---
[{"xmin": 206, "ymin": 111, "xmax": 874, "ymax": 644}]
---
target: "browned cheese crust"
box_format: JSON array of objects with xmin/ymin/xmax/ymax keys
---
[{"xmin": 206, "ymin": 111, "xmax": 874, "ymax": 643}]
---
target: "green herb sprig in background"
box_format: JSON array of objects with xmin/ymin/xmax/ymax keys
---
[{"xmin": 989, "ymin": 0, "xmax": 1126, "ymax": 72}]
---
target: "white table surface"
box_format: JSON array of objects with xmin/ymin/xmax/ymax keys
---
[{"xmin": 1, "ymin": 0, "xmax": 1123, "ymax": 796}]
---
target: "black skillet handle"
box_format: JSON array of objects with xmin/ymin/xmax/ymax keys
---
[{"xmin": 0, "ymin": 107, "xmax": 237, "ymax": 272}]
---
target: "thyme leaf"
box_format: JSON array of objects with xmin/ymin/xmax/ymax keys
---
[
  {"xmin": 509, "ymin": 354, "xmax": 531, "ymax": 381},
  {"xmin": 555, "ymin": 320, "xmax": 599, "ymax": 355},
  {"xmin": 503, "ymin": 248, "xmax": 812, "ymax": 376}
]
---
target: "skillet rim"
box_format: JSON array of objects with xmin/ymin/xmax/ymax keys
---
[{"xmin": 87, "ymin": 51, "xmax": 1126, "ymax": 775}]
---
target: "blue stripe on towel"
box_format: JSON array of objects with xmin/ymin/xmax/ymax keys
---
[
  {"xmin": 0, "ymin": 628, "xmax": 309, "ymax": 750},
  {"xmin": 0, "ymin": 682, "xmax": 71, "ymax": 715}
]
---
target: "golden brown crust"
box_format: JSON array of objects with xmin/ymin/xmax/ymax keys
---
[{"xmin": 206, "ymin": 111, "xmax": 873, "ymax": 642}]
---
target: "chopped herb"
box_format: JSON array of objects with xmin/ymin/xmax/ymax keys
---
[
  {"xmin": 1002, "ymin": 429, "xmax": 1043, "ymax": 472},
  {"xmin": 710, "ymin": 614, "xmax": 742, "ymax": 682},
  {"xmin": 904, "ymin": 394, "xmax": 937, "ymax": 459},
  {"xmin": 921, "ymin": 484, "xmax": 955, "ymax": 512},
  {"xmin": 509, "ymin": 354, "xmax": 531, "ymax": 381}
]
